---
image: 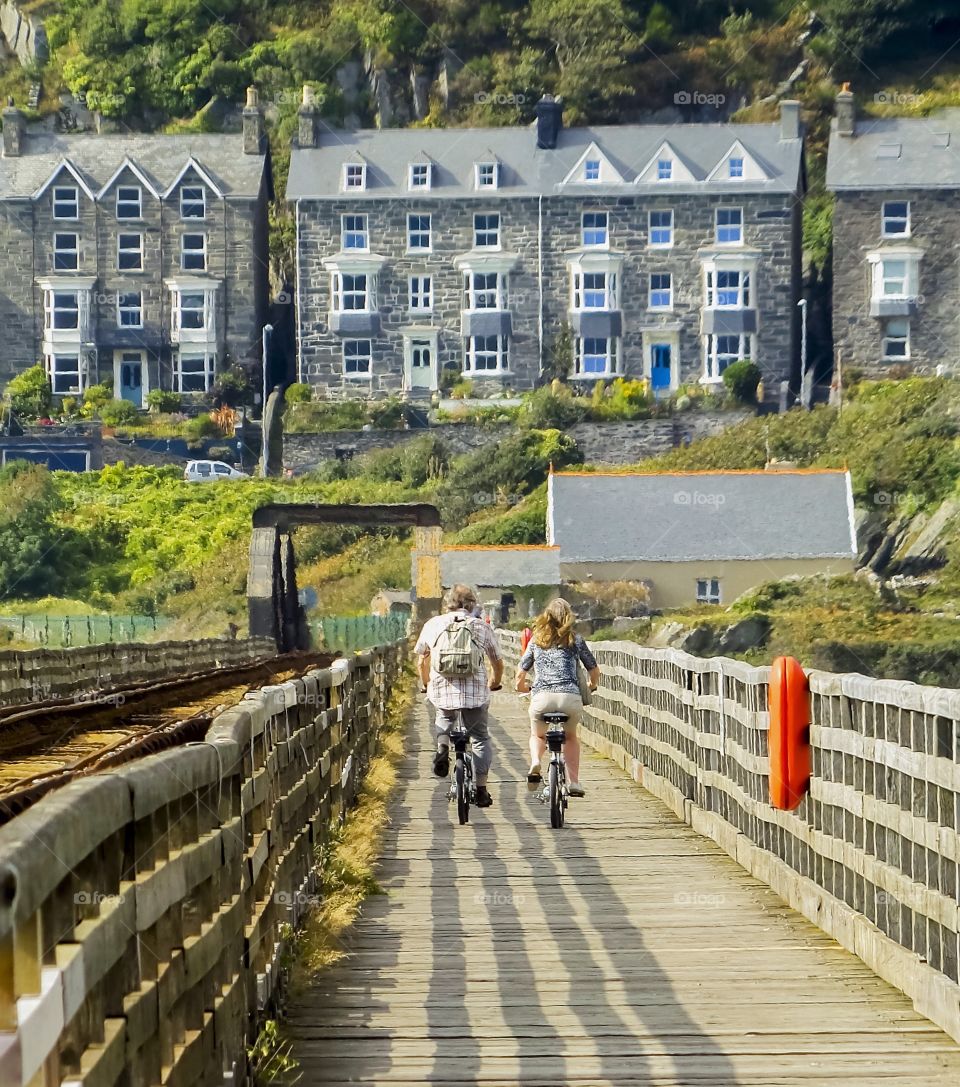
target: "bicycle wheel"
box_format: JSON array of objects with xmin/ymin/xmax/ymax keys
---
[
  {"xmin": 456, "ymin": 756, "xmax": 470, "ymax": 824},
  {"xmin": 549, "ymin": 760, "xmax": 564, "ymax": 828}
]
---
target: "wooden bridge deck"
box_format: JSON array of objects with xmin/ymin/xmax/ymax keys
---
[{"xmin": 286, "ymin": 693, "xmax": 960, "ymax": 1085}]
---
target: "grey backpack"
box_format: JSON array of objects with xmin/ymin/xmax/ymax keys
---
[{"xmin": 433, "ymin": 617, "xmax": 484, "ymax": 677}]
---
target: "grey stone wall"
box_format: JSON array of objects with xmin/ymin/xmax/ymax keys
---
[
  {"xmin": 296, "ymin": 189, "xmax": 800, "ymax": 398},
  {"xmin": 832, "ymin": 189, "xmax": 957, "ymax": 376},
  {"xmin": 282, "ymin": 410, "xmax": 750, "ymax": 468},
  {"xmin": 0, "ymin": 199, "xmax": 38, "ymax": 381}
]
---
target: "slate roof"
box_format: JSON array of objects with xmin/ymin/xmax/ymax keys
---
[
  {"xmin": 441, "ymin": 547, "xmax": 561, "ymax": 588},
  {"xmin": 548, "ymin": 471, "xmax": 856, "ymax": 563},
  {"xmin": 827, "ymin": 109, "xmax": 960, "ymax": 190},
  {"xmin": 287, "ymin": 121, "xmax": 803, "ymax": 201},
  {"xmin": 0, "ymin": 133, "xmax": 268, "ymax": 200}
]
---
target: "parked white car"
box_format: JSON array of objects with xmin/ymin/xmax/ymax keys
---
[{"xmin": 183, "ymin": 460, "xmax": 249, "ymax": 482}]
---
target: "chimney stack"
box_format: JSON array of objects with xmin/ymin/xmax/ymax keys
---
[
  {"xmin": 835, "ymin": 84, "xmax": 855, "ymax": 138},
  {"xmin": 2, "ymin": 98, "xmax": 25, "ymax": 158},
  {"xmin": 535, "ymin": 94, "xmax": 563, "ymax": 150},
  {"xmin": 243, "ymin": 86, "xmax": 265, "ymax": 155},
  {"xmin": 780, "ymin": 99, "xmax": 800, "ymax": 141},
  {"xmin": 298, "ymin": 84, "xmax": 321, "ymax": 149}
]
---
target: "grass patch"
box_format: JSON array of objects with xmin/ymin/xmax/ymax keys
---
[{"xmin": 291, "ymin": 672, "xmax": 414, "ymax": 984}]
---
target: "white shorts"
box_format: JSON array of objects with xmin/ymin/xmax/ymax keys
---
[{"xmin": 529, "ymin": 691, "xmax": 583, "ymax": 734}]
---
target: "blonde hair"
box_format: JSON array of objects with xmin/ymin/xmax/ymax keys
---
[{"xmin": 532, "ymin": 598, "xmax": 576, "ymax": 649}]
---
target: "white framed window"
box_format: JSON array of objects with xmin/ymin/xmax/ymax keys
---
[
  {"xmin": 582, "ymin": 212, "xmax": 608, "ymax": 247},
  {"xmin": 53, "ymin": 186, "xmax": 79, "ymax": 220},
  {"xmin": 882, "ymin": 318, "xmax": 910, "ymax": 359},
  {"xmin": 649, "ymin": 272, "xmax": 672, "ymax": 309},
  {"xmin": 409, "ymin": 274, "xmax": 432, "ymax": 312},
  {"xmin": 728, "ymin": 157, "xmax": 744, "ymax": 179},
  {"xmin": 464, "ymin": 271, "xmax": 505, "ymax": 310},
  {"xmin": 117, "ymin": 291, "xmax": 143, "ymax": 328},
  {"xmin": 45, "ymin": 354, "xmax": 84, "ymax": 395},
  {"xmin": 877, "ymin": 258, "xmax": 910, "ymax": 297},
  {"xmin": 117, "ymin": 233, "xmax": 143, "ymax": 271},
  {"xmin": 574, "ymin": 336, "xmax": 618, "ymax": 377},
  {"xmin": 342, "ymin": 214, "xmax": 369, "ymax": 251},
  {"xmin": 696, "ymin": 577, "xmax": 721, "ymax": 604},
  {"xmin": 343, "ymin": 339, "xmax": 372, "ymax": 378},
  {"xmin": 409, "ymin": 163, "xmax": 431, "ymax": 189},
  {"xmin": 584, "ymin": 159, "xmax": 601, "ymax": 182},
  {"xmin": 177, "ymin": 291, "xmax": 208, "ymax": 331},
  {"xmin": 475, "ymin": 162, "xmax": 498, "ymax": 188},
  {"xmin": 649, "ymin": 210, "xmax": 673, "ymax": 247},
  {"xmin": 343, "ymin": 163, "xmax": 366, "ymax": 190},
  {"xmin": 53, "ymin": 233, "xmax": 79, "ymax": 271},
  {"xmin": 44, "ymin": 290, "xmax": 80, "ymax": 331},
  {"xmin": 407, "ymin": 213, "xmax": 431, "ymax": 251},
  {"xmin": 704, "ymin": 333, "xmax": 751, "ymax": 379},
  {"xmin": 881, "ymin": 201, "xmax": 910, "ymax": 238},
  {"xmin": 571, "ymin": 270, "xmax": 617, "ymax": 310},
  {"xmin": 180, "ymin": 186, "xmax": 206, "ymax": 220},
  {"xmin": 716, "ymin": 207, "xmax": 743, "ymax": 244},
  {"xmin": 116, "ymin": 186, "xmax": 142, "ymax": 220},
  {"xmin": 474, "ymin": 213, "xmax": 500, "ymax": 248},
  {"xmin": 331, "ymin": 272, "xmax": 369, "ymax": 312},
  {"xmin": 175, "ymin": 352, "xmax": 215, "ymax": 393},
  {"xmin": 705, "ymin": 268, "xmax": 750, "ymax": 308},
  {"xmin": 657, "ymin": 159, "xmax": 672, "ymax": 181},
  {"xmin": 181, "ymin": 233, "xmax": 207, "ymax": 271},
  {"xmin": 465, "ymin": 334, "xmax": 509, "ymax": 372}
]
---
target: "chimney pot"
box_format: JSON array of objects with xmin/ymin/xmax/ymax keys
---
[
  {"xmin": 836, "ymin": 85, "xmax": 855, "ymax": 138},
  {"xmin": 2, "ymin": 100, "xmax": 25, "ymax": 158},
  {"xmin": 298, "ymin": 84, "xmax": 321, "ymax": 149},
  {"xmin": 242, "ymin": 86, "xmax": 265, "ymax": 155},
  {"xmin": 534, "ymin": 93, "xmax": 563, "ymax": 150}
]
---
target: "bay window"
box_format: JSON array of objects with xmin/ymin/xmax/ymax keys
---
[
  {"xmin": 175, "ymin": 352, "xmax": 215, "ymax": 393},
  {"xmin": 464, "ymin": 271, "xmax": 505, "ymax": 310},
  {"xmin": 45, "ymin": 290, "xmax": 79, "ymax": 330},
  {"xmin": 571, "ymin": 269, "xmax": 617, "ymax": 310},
  {"xmin": 45, "ymin": 354, "xmax": 84, "ymax": 395},
  {"xmin": 331, "ymin": 272, "xmax": 370, "ymax": 312},
  {"xmin": 574, "ymin": 337, "xmax": 618, "ymax": 377},
  {"xmin": 706, "ymin": 268, "xmax": 750, "ymax": 308},
  {"xmin": 465, "ymin": 334, "xmax": 509, "ymax": 372},
  {"xmin": 704, "ymin": 333, "xmax": 752, "ymax": 380}
]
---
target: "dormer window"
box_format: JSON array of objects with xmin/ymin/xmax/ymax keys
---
[
  {"xmin": 53, "ymin": 186, "xmax": 79, "ymax": 220},
  {"xmin": 409, "ymin": 163, "xmax": 431, "ymax": 190},
  {"xmin": 116, "ymin": 186, "xmax": 142, "ymax": 220},
  {"xmin": 343, "ymin": 163, "xmax": 366, "ymax": 190},
  {"xmin": 180, "ymin": 186, "xmax": 206, "ymax": 220},
  {"xmin": 657, "ymin": 159, "xmax": 672, "ymax": 181},
  {"xmin": 882, "ymin": 201, "xmax": 910, "ymax": 238},
  {"xmin": 476, "ymin": 162, "xmax": 498, "ymax": 189},
  {"xmin": 728, "ymin": 157, "xmax": 744, "ymax": 179},
  {"xmin": 584, "ymin": 160, "xmax": 601, "ymax": 182}
]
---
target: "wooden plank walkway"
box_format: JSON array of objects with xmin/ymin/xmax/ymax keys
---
[{"xmin": 286, "ymin": 693, "xmax": 960, "ymax": 1085}]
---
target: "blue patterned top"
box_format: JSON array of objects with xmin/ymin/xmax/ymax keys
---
[{"xmin": 518, "ymin": 635, "xmax": 598, "ymax": 695}]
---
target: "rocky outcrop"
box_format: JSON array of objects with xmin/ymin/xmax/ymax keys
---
[{"xmin": 0, "ymin": 1, "xmax": 47, "ymax": 66}]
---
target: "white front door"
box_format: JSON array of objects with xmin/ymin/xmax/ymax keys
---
[{"xmin": 404, "ymin": 334, "xmax": 438, "ymax": 391}]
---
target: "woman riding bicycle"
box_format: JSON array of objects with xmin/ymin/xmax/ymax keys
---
[{"xmin": 515, "ymin": 598, "xmax": 599, "ymax": 797}]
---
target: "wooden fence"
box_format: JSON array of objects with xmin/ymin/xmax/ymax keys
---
[
  {"xmin": 501, "ymin": 631, "xmax": 960, "ymax": 1045},
  {"xmin": 0, "ymin": 641, "xmax": 407, "ymax": 1087}
]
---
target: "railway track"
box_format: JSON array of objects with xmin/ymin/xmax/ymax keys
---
[{"xmin": 0, "ymin": 650, "xmax": 332, "ymax": 825}]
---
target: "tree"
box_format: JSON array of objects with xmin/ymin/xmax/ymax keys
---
[
  {"xmin": 5, "ymin": 364, "xmax": 53, "ymax": 420},
  {"xmin": 0, "ymin": 463, "xmax": 71, "ymax": 598},
  {"xmin": 722, "ymin": 360, "xmax": 762, "ymax": 404}
]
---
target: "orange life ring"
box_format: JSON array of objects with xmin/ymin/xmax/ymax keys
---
[
  {"xmin": 768, "ymin": 656, "xmax": 811, "ymax": 810},
  {"xmin": 520, "ymin": 627, "xmax": 533, "ymax": 654}
]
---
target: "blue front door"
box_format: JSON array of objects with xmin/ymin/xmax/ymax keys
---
[
  {"xmin": 119, "ymin": 356, "xmax": 143, "ymax": 407},
  {"xmin": 651, "ymin": 343, "xmax": 672, "ymax": 395}
]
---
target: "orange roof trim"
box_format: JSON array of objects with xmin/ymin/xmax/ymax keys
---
[
  {"xmin": 553, "ymin": 467, "xmax": 850, "ymax": 478},
  {"xmin": 443, "ymin": 544, "xmax": 560, "ymax": 552}
]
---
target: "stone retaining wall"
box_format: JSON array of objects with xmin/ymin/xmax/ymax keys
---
[
  {"xmin": 500, "ymin": 630, "xmax": 960, "ymax": 1045},
  {"xmin": 0, "ymin": 636, "xmax": 277, "ymax": 706}
]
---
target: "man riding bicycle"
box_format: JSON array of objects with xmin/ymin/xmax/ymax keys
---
[{"xmin": 415, "ymin": 584, "xmax": 504, "ymax": 808}]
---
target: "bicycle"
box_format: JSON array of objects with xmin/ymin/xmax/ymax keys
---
[
  {"xmin": 534, "ymin": 711, "xmax": 569, "ymax": 829},
  {"xmin": 447, "ymin": 719, "xmax": 476, "ymax": 825}
]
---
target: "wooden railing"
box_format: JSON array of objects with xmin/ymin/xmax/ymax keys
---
[
  {"xmin": 0, "ymin": 641, "xmax": 407, "ymax": 1087},
  {"xmin": 500, "ymin": 631, "xmax": 960, "ymax": 1045}
]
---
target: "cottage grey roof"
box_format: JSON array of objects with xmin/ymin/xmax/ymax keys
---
[
  {"xmin": 548, "ymin": 471, "xmax": 856, "ymax": 563},
  {"xmin": 0, "ymin": 133, "xmax": 268, "ymax": 199},
  {"xmin": 287, "ymin": 121, "xmax": 803, "ymax": 200},
  {"xmin": 827, "ymin": 109, "xmax": 960, "ymax": 190},
  {"xmin": 441, "ymin": 547, "xmax": 561, "ymax": 588}
]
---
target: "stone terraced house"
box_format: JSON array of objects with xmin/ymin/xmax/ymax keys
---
[
  {"xmin": 0, "ymin": 90, "xmax": 271, "ymax": 405},
  {"xmin": 287, "ymin": 90, "xmax": 805, "ymax": 399},
  {"xmin": 827, "ymin": 89, "xmax": 960, "ymax": 377}
]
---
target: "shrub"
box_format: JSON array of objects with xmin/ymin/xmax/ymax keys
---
[
  {"xmin": 285, "ymin": 382, "xmax": 313, "ymax": 404},
  {"xmin": 283, "ymin": 400, "xmax": 368, "ymax": 433},
  {"xmin": 211, "ymin": 367, "xmax": 253, "ymax": 408},
  {"xmin": 184, "ymin": 414, "xmax": 221, "ymax": 441},
  {"xmin": 207, "ymin": 444, "xmax": 237, "ymax": 463},
  {"xmin": 517, "ymin": 382, "xmax": 588, "ymax": 430},
  {"xmin": 100, "ymin": 399, "xmax": 141, "ymax": 427},
  {"xmin": 589, "ymin": 377, "xmax": 651, "ymax": 420},
  {"xmin": 59, "ymin": 396, "xmax": 79, "ymax": 417},
  {"xmin": 5, "ymin": 364, "xmax": 53, "ymax": 419},
  {"xmin": 450, "ymin": 380, "xmax": 473, "ymax": 400},
  {"xmin": 80, "ymin": 383, "xmax": 113, "ymax": 418},
  {"xmin": 146, "ymin": 389, "xmax": 182, "ymax": 413},
  {"xmin": 722, "ymin": 360, "xmax": 762, "ymax": 404}
]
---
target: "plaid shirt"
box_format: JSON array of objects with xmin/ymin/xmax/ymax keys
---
[{"xmin": 415, "ymin": 610, "xmax": 503, "ymax": 710}]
